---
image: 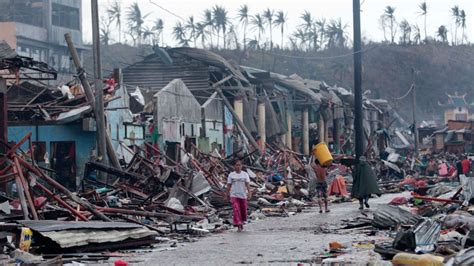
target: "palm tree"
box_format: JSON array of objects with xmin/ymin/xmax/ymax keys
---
[
  {"xmin": 173, "ymin": 21, "xmax": 189, "ymax": 46},
  {"xmin": 418, "ymin": 2, "xmax": 428, "ymax": 41},
  {"xmin": 299, "ymin": 11, "xmax": 313, "ymax": 49},
  {"xmin": 106, "ymin": 0, "xmax": 122, "ymax": 43},
  {"xmin": 237, "ymin": 5, "xmax": 249, "ymax": 50},
  {"xmin": 212, "ymin": 5, "xmax": 230, "ymax": 49},
  {"xmin": 437, "ymin": 25, "xmax": 448, "ymax": 43},
  {"xmin": 412, "ymin": 24, "xmax": 421, "ymax": 44},
  {"xmin": 263, "ymin": 8, "xmax": 274, "ymax": 50},
  {"xmin": 100, "ymin": 16, "xmax": 113, "ymax": 46},
  {"xmin": 195, "ymin": 22, "xmax": 207, "ymax": 48},
  {"xmin": 185, "ymin": 16, "xmax": 198, "ymax": 47},
  {"xmin": 273, "ymin": 10, "xmax": 287, "ymax": 49},
  {"xmin": 293, "ymin": 29, "xmax": 307, "ymax": 51},
  {"xmin": 315, "ymin": 18, "xmax": 326, "ymax": 50},
  {"xmin": 460, "ymin": 10, "xmax": 466, "ymax": 44},
  {"xmin": 152, "ymin": 19, "xmax": 164, "ymax": 46},
  {"xmin": 326, "ymin": 18, "xmax": 347, "ymax": 48},
  {"xmin": 202, "ymin": 9, "xmax": 214, "ymax": 48},
  {"xmin": 142, "ymin": 26, "xmax": 154, "ymax": 45},
  {"xmin": 227, "ymin": 25, "xmax": 239, "ymax": 49},
  {"xmin": 127, "ymin": 2, "xmax": 148, "ymax": 46},
  {"xmin": 251, "ymin": 14, "xmax": 265, "ymax": 49},
  {"xmin": 451, "ymin": 5, "xmax": 460, "ymax": 45},
  {"xmin": 383, "ymin": 6, "xmax": 397, "ymax": 44},
  {"xmin": 399, "ymin": 19, "xmax": 411, "ymax": 45}
]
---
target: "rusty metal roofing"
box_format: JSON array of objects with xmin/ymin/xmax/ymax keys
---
[{"xmin": 168, "ymin": 47, "xmax": 248, "ymax": 83}]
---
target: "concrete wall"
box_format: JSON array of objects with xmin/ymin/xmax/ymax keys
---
[
  {"xmin": 8, "ymin": 122, "xmax": 96, "ymax": 179},
  {"xmin": 0, "ymin": 22, "xmax": 17, "ymax": 49}
]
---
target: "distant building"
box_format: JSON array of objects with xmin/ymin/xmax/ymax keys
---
[
  {"xmin": 439, "ymin": 92, "xmax": 473, "ymax": 124},
  {"xmin": 0, "ymin": 0, "xmax": 85, "ymax": 81}
]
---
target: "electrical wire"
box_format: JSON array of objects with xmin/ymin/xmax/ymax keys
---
[{"xmin": 393, "ymin": 84, "xmax": 413, "ymax": 101}]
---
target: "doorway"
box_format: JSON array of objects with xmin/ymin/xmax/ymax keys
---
[{"xmin": 50, "ymin": 141, "xmax": 76, "ymax": 190}]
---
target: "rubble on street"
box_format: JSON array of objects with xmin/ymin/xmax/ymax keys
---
[{"xmin": 1, "ymin": 33, "xmax": 474, "ymax": 265}]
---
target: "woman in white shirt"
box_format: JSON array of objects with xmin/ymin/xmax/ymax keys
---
[{"xmin": 226, "ymin": 160, "xmax": 251, "ymax": 232}]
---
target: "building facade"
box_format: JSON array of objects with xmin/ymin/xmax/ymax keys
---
[{"xmin": 0, "ymin": 0, "xmax": 85, "ymax": 82}]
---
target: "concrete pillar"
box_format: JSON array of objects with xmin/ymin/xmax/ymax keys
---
[
  {"xmin": 257, "ymin": 99, "xmax": 266, "ymax": 149},
  {"xmin": 286, "ymin": 110, "xmax": 292, "ymax": 150},
  {"xmin": 318, "ymin": 114, "xmax": 325, "ymax": 144},
  {"xmin": 324, "ymin": 118, "xmax": 329, "ymax": 143},
  {"xmin": 233, "ymin": 96, "xmax": 244, "ymax": 124},
  {"xmin": 303, "ymin": 108, "xmax": 309, "ymax": 155}
]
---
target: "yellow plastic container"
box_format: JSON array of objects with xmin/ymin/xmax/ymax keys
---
[
  {"xmin": 392, "ymin": 253, "xmax": 444, "ymax": 266},
  {"xmin": 313, "ymin": 142, "xmax": 333, "ymax": 166}
]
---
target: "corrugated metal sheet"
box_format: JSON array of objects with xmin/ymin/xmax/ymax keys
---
[
  {"xmin": 18, "ymin": 220, "xmax": 141, "ymax": 232},
  {"xmin": 123, "ymin": 54, "xmax": 210, "ymax": 94},
  {"xmin": 372, "ymin": 205, "xmax": 421, "ymax": 229},
  {"xmin": 40, "ymin": 227, "xmax": 157, "ymax": 248}
]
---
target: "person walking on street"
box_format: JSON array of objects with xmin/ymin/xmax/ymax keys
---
[
  {"xmin": 226, "ymin": 160, "xmax": 251, "ymax": 232},
  {"xmin": 313, "ymin": 160, "xmax": 330, "ymax": 213},
  {"xmin": 352, "ymin": 156, "xmax": 382, "ymax": 210}
]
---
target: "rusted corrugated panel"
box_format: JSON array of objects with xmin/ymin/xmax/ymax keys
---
[{"xmin": 122, "ymin": 54, "xmax": 210, "ymax": 94}]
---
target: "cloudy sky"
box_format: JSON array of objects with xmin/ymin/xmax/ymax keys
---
[{"xmin": 82, "ymin": 0, "xmax": 473, "ymax": 46}]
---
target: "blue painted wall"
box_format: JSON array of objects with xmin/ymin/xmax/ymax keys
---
[{"xmin": 8, "ymin": 122, "xmax": 96, "ymax": 182}]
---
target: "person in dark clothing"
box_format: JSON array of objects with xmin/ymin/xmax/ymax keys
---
[{"xmin": 351, "ymin": 156, "xmax": 382, "ymax": 210}]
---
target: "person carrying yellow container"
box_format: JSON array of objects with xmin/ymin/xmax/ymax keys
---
[{"xmin": 311, "ymin": 143, "xmax": 333, "ymax": 213}]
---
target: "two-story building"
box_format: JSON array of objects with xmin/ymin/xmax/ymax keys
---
[{"xmin": 0, "ymin": 0, "xmax": 85, "ymax": 83}]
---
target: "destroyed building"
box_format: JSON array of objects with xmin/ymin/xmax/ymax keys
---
[{"xmin": 0, "ymin": 0, "xmax": 85, "ymax": 83}]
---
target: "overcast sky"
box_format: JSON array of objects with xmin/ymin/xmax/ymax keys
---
[{"xmin": 81, "ymin": 0, "xmax": 473, "ymax": 46}]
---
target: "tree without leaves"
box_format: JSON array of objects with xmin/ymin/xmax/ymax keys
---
[
  {"xmin": 100, "ymin": 16, "xmax": 113, "ymax": 46},
  {"xmin": 237, "ymin": 5, "xmax": 249, "ymax": 50},
  {"xmin": 106, "ymin": 0, "xmax": 122, "ymax": 43},
  {"xmin": 274, "ymin": 10, "xmax": 288, "ymax": 49},
  {"xmin": 399, "ymin": 19, "xmax": 411, "ymax": 45},
  {"xmin": 418, "ymin": 1, "xmax": 428, "ymax": 41},
  {"xmin": 263, "ymin": 8, "xmax": 274, "ymax": 51}
]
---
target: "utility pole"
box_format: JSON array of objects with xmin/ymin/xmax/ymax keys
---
[
  {"xmin": 91, "ymin": 0, "xmax": 107, "ymax": 167},
  {"xmin": 411, "ymin": 69, "xmax": 419, "ymax": 156},
  {"xmin": 353, "ymin": 0, "xmax": 364, "ymax": 159}
]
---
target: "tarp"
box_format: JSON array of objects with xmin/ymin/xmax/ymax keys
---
[{"xmin": 351, "ymin": 160, "xmax": 382, "ymax": 198}]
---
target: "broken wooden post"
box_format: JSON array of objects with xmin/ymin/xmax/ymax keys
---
[
  {"xmin": 64, "ymin": 33, "xmax": 121, "ymax": 170},
  {"xmin": 303, "ymin": 108, "xmax": 310, "ymax": 155},
  {"xmin": 257, "ymin": 97, "xmax": 266, "ymax": 150},
  {"xmin": 13, "ymin": 157, "xmax": 38, "ymax": 220},
  {"xmin": 286, "ymin": 109, "xmax": 292, "ymax": 150},
  {"xmin": 17, "ymin": 156, "xmax": 111, "ymax": 222},
  {"xmin": 215, "ymin": 87, "xmax": 260, "ymax": 153},
  {"xmin": 11, "ymin": 162, "xmax": 30, "ymax": 220}
]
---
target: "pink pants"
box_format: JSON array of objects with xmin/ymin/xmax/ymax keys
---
[{"xmin": 231, "ymin": 197, "xmax": 248, "ymax": 226}]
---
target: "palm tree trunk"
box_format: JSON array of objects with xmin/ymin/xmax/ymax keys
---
[
  {"xmin": 424, "ymin": 15, "xmax": 427, "ymax": 41},
  {"xmin": 390, "ymin": 19, "xmax": 394, "ymax": 43},
  {"xmin": 223, "ymin": 31, "xmax": 226, "ymax": 49},
  {"xmin": 281, "ymin": 26, "xmax": 284, "ymax": 49},
  {"xmin": 461, "ymin": 27, "xmax": 465, "ymax": 45},
  {"xmin": 269, "ymin": 26, "xmax": 273, "ymax": 51},
  {"xmin": 454, "ymin": 27, "xmax": 458, "ymax": 45},
  {"xmin": 243, "ymin": 23, "xmax": 247, "ymax": 51},
  {"xmin": 119, "ymin": 23, "xmax": 122, "ymax": 43}
]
